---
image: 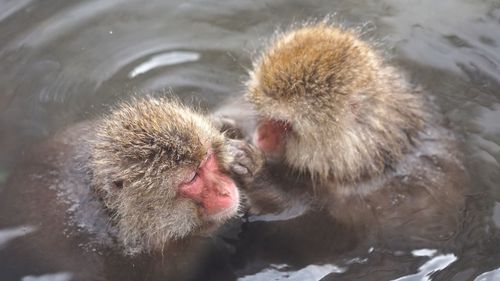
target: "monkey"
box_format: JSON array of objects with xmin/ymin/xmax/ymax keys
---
[
  {"xmin": 0, "ymin": 97, "xmax": 262, "ymax": 281},
  {"xmin": 215, "ymin": 22, "xmax": 467, "ymax": 251},
  {"xmin": 88, "ymin": 97, "xmax": 253, "ymax": 253}
]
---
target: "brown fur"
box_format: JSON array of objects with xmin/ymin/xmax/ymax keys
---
[
  {"xmin": 215, "ymin": 22, "xmax": 467, "ymax": 245},
  {"xmin": 0, "ymin": 97, "xmax": 257, "ymax": 279},
  {"xmin": 88, "ymin": 97, "xmax": 234, "ymax": 253},
  {"xmin": 247, "ymin": 23, "xmax": 425, "ymax": 183}
]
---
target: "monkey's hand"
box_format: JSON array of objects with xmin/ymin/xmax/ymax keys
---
[
  {"xmin": 225, "ymin": 139, "xmax": 264, "ymax": 188},
  {"xmin": 212, "ymin": 116, "xmax": 245, "ymax": 139}
]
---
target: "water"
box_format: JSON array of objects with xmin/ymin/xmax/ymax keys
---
[{"xmin": 1, "ymin": 0, "xmax": 499, "ymax": 280}]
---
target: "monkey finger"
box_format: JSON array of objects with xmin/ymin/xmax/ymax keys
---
[
  {"xmin": 212, "ymin": 116, "xmax": 234, "ymax": 129},
  {"xmin": 227, "ymin": 138, "xmax": 246, "ymax": 148},
  {"xmin": 235, "ymin": 156, "xmax": 256, "ymax": 174},
  {"xmin": 232, "ymin": 164, "xmax": 249, "ymax": 176},
  {"xmin": 214, "ymin": 117, "xmax": 244, "ymax": 139},
  {"xmin": 241, "ymin": 146, "xmax": 264, "ymax": 174}
]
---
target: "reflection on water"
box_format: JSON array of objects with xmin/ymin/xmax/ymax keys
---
[
  {"xmin": 238, "ymin": 264, "xmax": 345, "ymax": 281},
  {"xmin": 475, "ymin": 268, "xmax": 500, "ymax": 281},
  {"xmin": 0, "ymin": 0, "xmax": 499, "ymax": 280},
  {"xmin": 21, "ymin": 272, "xmax": 73, "ymax": 281},
  {"xmin": 494, "ymin": 203, "xmax": 500, "ymax": 228},
  {"xmin": 393, "ymin": 254, "xmax": 457, "ymax": 281},
  {"xmin": 128, "ymin": 51, "xmax": 200, "ymax": 78},
  {"xmin": 0, "ymin": 226, "xmax": 36, "ymax": 248},
  {"xmin": 0, "ymin": 0, "xmax": 33, "ymax": 22}
]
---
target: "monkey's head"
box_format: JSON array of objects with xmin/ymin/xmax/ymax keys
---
[
  {"xmin": 89, "ymin": 97, "xmax": 239, "ymax": 253},
  {"xmin": 247, "ymin": 23, "xmax": 424, "ymax": 182}
]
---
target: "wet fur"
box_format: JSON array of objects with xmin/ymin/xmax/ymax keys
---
[
  {"xmin": 87, "ymin": 97, "xmax": 237, "ymax": 253},
  {"xmin": 247, "ymin": 23, "xmax": 425, "ymax": 183},
  {"xmin": 0, "ymin": 97, "xmax": 245, "ymax": 280},
  {"xmin": 226, "ymin": 22, "xmax": 467, "ymax": 244}
]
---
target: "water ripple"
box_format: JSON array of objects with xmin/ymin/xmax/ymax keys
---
[
  {"xmin": 0, "ymin": 0, "xmax": 33, "ymax": 22},
  {"xmin": 5, "ymin": 0, "xmax": 125, "ymax": 50},
  {"xmin": 392, "ymin": 254, "xmax": 457, "ymax": 281},
  {"xmin": 0, "ymin": 225, "xmax": 36, "ymax": 248},
  {"xmin": 129, "ymin": 51, "xmax": 200, "ymax": 78}
]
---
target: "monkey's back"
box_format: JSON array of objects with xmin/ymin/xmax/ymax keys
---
[{"xmin": 326, "ymin": 119, "xmax": 467, "ymax": 249}]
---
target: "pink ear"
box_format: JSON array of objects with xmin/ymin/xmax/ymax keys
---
[{"xmin": 255, "ymin": 119, "xmax": 291, "ymax": 153}]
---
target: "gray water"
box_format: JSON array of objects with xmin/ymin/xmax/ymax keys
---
[{"xmin": 0, "ymin": 0, "xmax": 499, "ymax": 280}]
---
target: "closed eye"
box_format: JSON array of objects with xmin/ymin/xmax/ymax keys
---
[
  {"xmin": 184, "ymin": 152, "xmax": 209, "ymax": 184},
  {"xmin": 186, "ymin": 171, "xmax": 199, "ymax": 184}
]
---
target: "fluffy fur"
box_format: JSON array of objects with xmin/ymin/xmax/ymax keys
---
[
  {"xmin": 232, "ymin": 22, "xmax": 467, "ymax": 246},
  {"xmin": 89, "ymin": 97, "xmax": 228, "ymax": 253},
  {"xmin": 247, "ymin": 23, "xmax": 426, "ymax": 183}
]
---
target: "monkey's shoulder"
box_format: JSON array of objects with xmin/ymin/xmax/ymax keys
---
[
  {"xmin": 329, "ymin": 123, "xmax": 466, "ymax": 240},
  {"xmin": 5, "ymin": 121, "xmax": 117, "ymax": 246}
]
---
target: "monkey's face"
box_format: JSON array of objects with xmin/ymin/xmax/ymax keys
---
[
  {"xmin": 178, "ymin": 149, "xmax": 239, "ymax": 221},
  {"xmin": 106, "ymin": 145, "xmax": 240, "ymax": 254},
  {"xmin": 90, "ymin": 98, "xmax": 240, "ymax": 253}
]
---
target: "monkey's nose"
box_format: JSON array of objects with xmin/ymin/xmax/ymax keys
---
[{"xmin": 207, "ymin": 175, "xmax": 232, "ymax": 197}]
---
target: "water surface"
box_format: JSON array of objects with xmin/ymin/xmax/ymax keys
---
[{"xmin": 1, "ymin": 0, "xmax": 499, "ymax": 280}]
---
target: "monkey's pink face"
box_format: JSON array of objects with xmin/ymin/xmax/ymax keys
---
[
  {"xmin": 178, "ymin": 152, "xmax": 239, "ymax": 221},
  {"xmin": 254, "ymin": 119, "xmax": 292, "ymax": 158}
]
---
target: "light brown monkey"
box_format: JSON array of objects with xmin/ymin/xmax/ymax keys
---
[
  {"xmin": 218, "ymin": 23, "xmax": 466, "ymax": 246},
  {"xmin": 88, "ymin": 97, "xmax": 251, "ymax": 253},
  {"xmin": 0, "ymin": 97, "xmax": 260, "ymax": 280}
]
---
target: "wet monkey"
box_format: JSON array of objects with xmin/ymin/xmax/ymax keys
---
[
  {"xmin": 0, "ymin": 97, "xmax": 261, "ymax": 280},
  {"xmin": 216, "ymin": 22, "xmax": 466, "ymax": 246},
  {"xmin": 89, "ymin": 98, "xmax": 255, "ymax": 253}
]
